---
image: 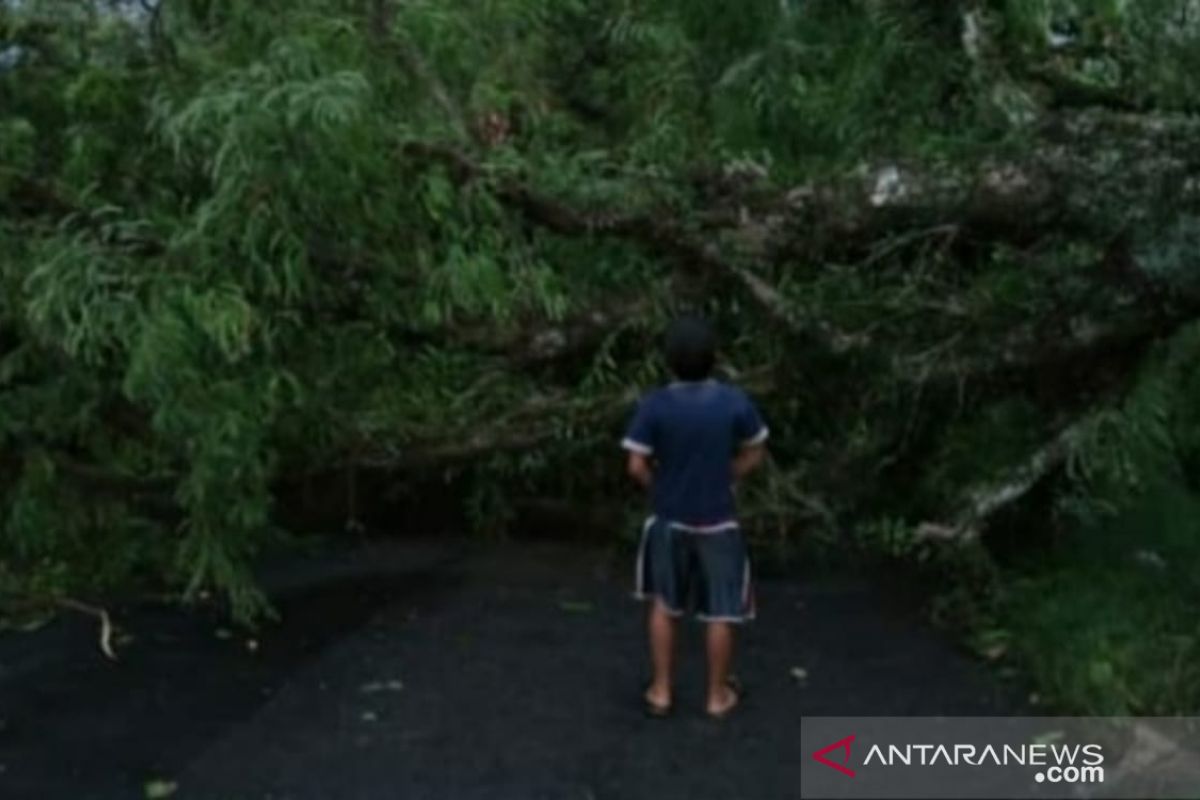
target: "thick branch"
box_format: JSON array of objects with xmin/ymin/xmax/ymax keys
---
[
  {"xmin": 900, "ymin": 309, "xmax": 1195, "ymax": 388},
  {"xmin": 348, "ymin": 387, "xmax": 637, "ymax": 471},
  {"xmin": 716, "ymin": 112, "xmax": 1200, "ymax": 263},
  {"xmin": 916, "ymin": 419, "xmax": 1086, "ymax": 544},
  {"xmin": 501, "ymin": 297, "xmax": 654, "ymax": 368},
  {"xmin": 346, "ymin": 367, "xmax": 776, "ymax": 472},
  {"xmin": 403, "ymin": 113, "xmax": 1200, "ymax": 364},
  {"xmin": 402, "ymin": 142, "xmax": 852, "ymax": 355}
]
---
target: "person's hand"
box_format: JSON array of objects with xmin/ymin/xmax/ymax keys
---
[
  {"xmin": 732, "ymin": 444, "xmax": 766, "ymax": 481},
  {"xmin": 627, "ymin": 452, "xmax": 654, "ymax": 489}
]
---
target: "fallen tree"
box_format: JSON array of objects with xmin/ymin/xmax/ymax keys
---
[{"xmin": 4, "ymin": 0, "xmax": 1200, "ymax": 622}]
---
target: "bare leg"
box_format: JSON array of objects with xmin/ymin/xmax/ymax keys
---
[
  {"xmin": 645, "ymin": 599, "xmax": 676, "ymax": 709},
  {"xmin": 705, "ymin": 621, "xmax": 738, "ymax": 715}
]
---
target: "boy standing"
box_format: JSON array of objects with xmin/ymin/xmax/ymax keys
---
[{"xmin": 621, "ymin": 317, "xmax": 769, "ymax": 719}]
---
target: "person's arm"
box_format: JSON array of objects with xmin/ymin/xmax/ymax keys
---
[
  {"xmin": 621, "ymin": 395, "xmax": 656, "ymax": 489},
  {"xmin": 732, "ymin": 389, "xmax": 769, "ymax": 481},
  {"xmin": 627, "ymin": 451, "xmax": 654, "ymax": 489},
  {"xmin": 732, "ymin": 443, "xmax": 766, "ymax": 481}
]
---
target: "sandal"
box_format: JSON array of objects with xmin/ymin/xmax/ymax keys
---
[
  {"xmin": 642, "ymin": 683, "xmax": 673, "ymax": 718},
  {"xmin": 706, "ymin": 676, "xmax": 745, "ymax": 720}
]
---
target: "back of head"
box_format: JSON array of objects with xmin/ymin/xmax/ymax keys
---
[{"xmin": 664, "ymin": 316, "xmax": 716, "ymax": 382}]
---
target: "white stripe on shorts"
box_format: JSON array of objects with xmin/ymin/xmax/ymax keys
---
[{"xmin": 668, "ymin": 520, "xmax": 739, "ymax": 534}]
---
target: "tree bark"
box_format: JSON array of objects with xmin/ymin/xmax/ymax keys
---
[{"xmin": 916, "ymin": 418, "xmax": 1086, "ymax": 544}]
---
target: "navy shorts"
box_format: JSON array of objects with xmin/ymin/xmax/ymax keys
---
[{"xmin": 634, "ymin": 517, "xmax": 755, "ymax": 623}]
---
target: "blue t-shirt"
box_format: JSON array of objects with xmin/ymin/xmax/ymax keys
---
[{"xmin": 621, "ymin": 380, "xmax": 768, "ymax": 527}]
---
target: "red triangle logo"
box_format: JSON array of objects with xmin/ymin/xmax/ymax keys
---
[{"xmin": 812, "ymin": 734, "xmax": 856, "ymax": 777}]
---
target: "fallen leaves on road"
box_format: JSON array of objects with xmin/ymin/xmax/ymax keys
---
[
  {"xmin": 970, "ymin": 628, "xmax": 1011, "ymax": 662},
  {"xmin": 981, "ymin": 643, "xmax": 1008, "ymax": 661},
  {"xmin": 360, "ymin": 680, "xmax": 404, "ymax": 693},
  {"xmin": 558, "ymin": 600, "xmax": 594, "ymax": 613},
  {"xmin": 144, "ymin": 779, "xmax": 178, "ymax": 798}
]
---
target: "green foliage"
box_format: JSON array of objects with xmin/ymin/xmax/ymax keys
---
[
  {"xmin": 1, "ymin": 0, "xmax": 1199, "ymax": 693},
  {"xmin": 1136, "ymin": 217, "xmax": 1200, "ymax": 298},
  {"xmin": 998, "ymin": 0, "xmax": 1200, "ymax": 110},
  {"xmin": 921, "ymin": 400, "xmax": 1047, "ymax": 510},
  {"xmin": 1066, "ymin": 322, "xmax": 1200, "ymax": 518},
  {"xmin": 712, "ymin": 1, "xmax": 980, "ymax": 170},
  {"xmin": 0, "ymin": 117, "xmax": 34, "ymax": 195},
  {"xmin": 1001, "ymin": 481, "xmax": 1200, "ymax": 714},
  {"xmin": 975, "ymin": 322, "xmax": 1200, "ymax": 713}
]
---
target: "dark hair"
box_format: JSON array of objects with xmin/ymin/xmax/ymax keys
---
[{"xmin": 664, "ymin": 316, "xmax": 716, "ymax": 381}]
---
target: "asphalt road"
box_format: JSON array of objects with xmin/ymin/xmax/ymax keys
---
[{"xmin": 0, "ymin": 540, "xmax": 1016, "ymax": 800}]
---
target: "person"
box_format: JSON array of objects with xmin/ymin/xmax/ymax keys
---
[{"xmin": 621, "ymin": 316, "xmax": 769, "ymax": 720}]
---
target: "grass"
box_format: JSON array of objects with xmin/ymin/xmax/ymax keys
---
[{"xmin": 998, "ymin": 480, "xmax": 1200, "ymax": 714}]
